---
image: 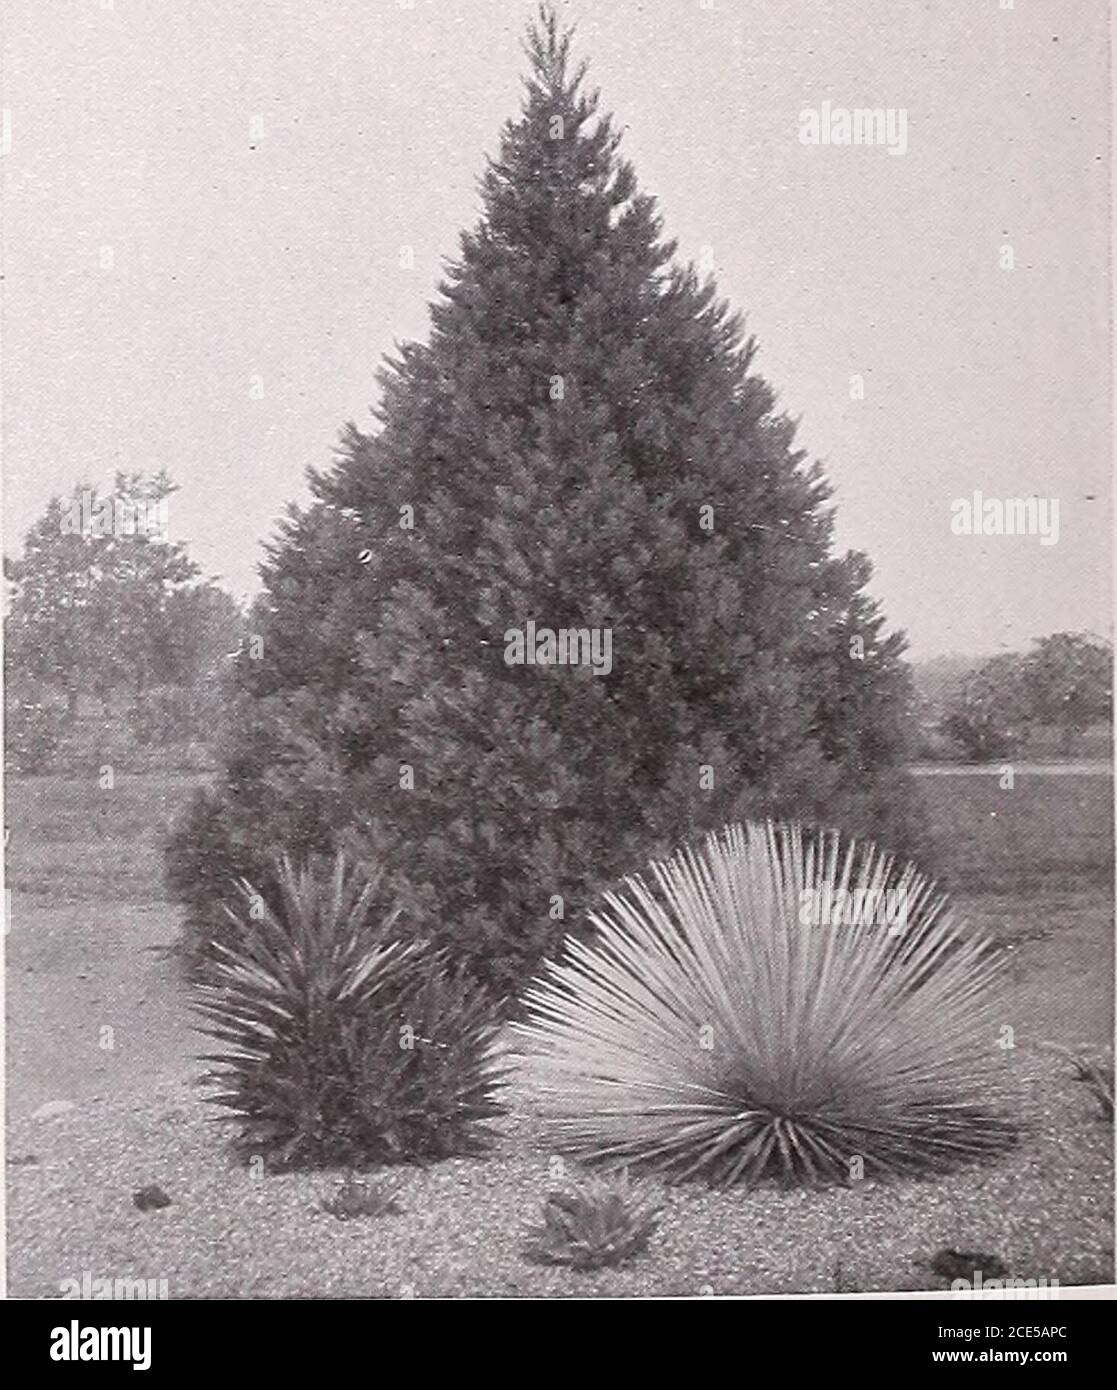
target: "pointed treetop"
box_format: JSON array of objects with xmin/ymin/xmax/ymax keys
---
[{"xmin": 522, "ymin": 2, "xmax": 586, "ymax": 103}]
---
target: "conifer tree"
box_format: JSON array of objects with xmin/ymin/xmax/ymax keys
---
[{"xmin": 171, "ymin": 7, "xmax": 920, "ymax": 995}]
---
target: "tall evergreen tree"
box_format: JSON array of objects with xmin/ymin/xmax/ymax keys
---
[{"xmin": 171, "ymin": 7, "xmax": 920, "ymax": 995}]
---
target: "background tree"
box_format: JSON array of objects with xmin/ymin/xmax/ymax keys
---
[
  {"xmin": 4, "ymin": 473, "xmax": 231, "ymax": 722},
  {"xmin": 940, "ymin": 653, "xmax": 1032, "ymax": 762},
  {"xmin": 1021, "ymin": 632, "xmax": 1111, "ymax": 755},
  {"xmin": 127, "ymin": 584, "xmax": 246, "ymax": 748},
  {"xmin": 170, "ymin": 8, "xmax": 922, "ymax": 994},
  {"xmin": 938, "ymin": 632, "xmax": 1112, "ymax": 762},
  {"xmin": 4, "ymin": 489, "xmax": 105, "ymax": 721},
  {"xmin": 168, "ymin": 582, "xmax": 245, "ymax": 682},
  {"xmin": 85, "ymin": 472, "xmax": 202, "ymax": 707}
]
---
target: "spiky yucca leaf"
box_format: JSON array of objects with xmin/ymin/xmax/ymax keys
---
[
  {"xmin": 514, "ymin": 822, "xmax": 1016, "ymax": 1187},
  {"xmin": 193, "ymin": 852, "xmax": 507, "ymax": 1168},
  {"xmin": 194, "ymin": 854, "xmax": 412, "ymax": 1064},
  {"xmin": 1045, "ymin": 1044, "xmax": 1114, "ymax": 1121}
]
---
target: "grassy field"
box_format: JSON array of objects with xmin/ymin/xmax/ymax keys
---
[
  {"xmin": 918, "ymin": 770, "xmax": 1114, "ymax": 896},
  {"xmin": 4, "ymin": 768, "xmax": 1113, "ymax": 1297}
]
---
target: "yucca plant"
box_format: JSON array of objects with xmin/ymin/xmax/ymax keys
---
[
  {"xmin": 523, "ymin": 1174, "xmax": 661, "ymax": 1270},
  {"xmin": 193, "ymin": 852, "xmax": 507, "ymax": 1168},
  {"xmin": 514, "ymin": 821, "xmax": 1017, "ymax": 1187}
]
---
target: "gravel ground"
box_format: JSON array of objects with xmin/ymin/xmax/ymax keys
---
[{"xmin": 7, "ymin": 1052, "xmax": 1112, "ymax": 1300}]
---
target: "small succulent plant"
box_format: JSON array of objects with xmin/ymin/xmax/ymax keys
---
[
  {"xmin": 523, "ymin": 1175, "xmax": 661, "ymax": 1270},
  {"xmin": 322, "ymin": 1174, "xmax": 404, "ymax": 1221}
]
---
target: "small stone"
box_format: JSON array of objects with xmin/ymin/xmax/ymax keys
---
[
  {"xmin": 32, "ymin": 1100, "xmax": 75, "ymax": 1120},
  {"xmin": 926, "ymin": 1248, "xmax": 1009, "ymax": 1281},
  {"xmin": 133, "ymin": 1184, "xmax": 172, "ymax": 1212}
]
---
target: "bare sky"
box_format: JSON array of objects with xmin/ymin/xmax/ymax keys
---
[{"xmin": 2, "ymin": 0, "xmax": 1110, "ymax": 658}]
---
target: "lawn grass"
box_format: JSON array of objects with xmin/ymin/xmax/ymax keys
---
[
  {"xmin": 916, "ymin": 771, "xmax": 1113, "ymax": 1052},
  {"xmin": 5, "ymin": 765, "xmax": 1113, "ymax": 1298},
  {"xmin": 917, "ymin": 770, "xmax": 1113, "ymax": 895},
  {"xmin": 4, "ymin": 770, "xmax": 211, "ymax": 903}
]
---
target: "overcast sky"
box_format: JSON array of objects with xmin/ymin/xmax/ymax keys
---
[{"xmin": 2, "ymin": 0, "xmax": 1110, "ymax": 658}]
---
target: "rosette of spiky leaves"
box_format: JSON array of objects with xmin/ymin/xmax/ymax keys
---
[
  {"xmin": 523, "ymin": 1174, "xmax": 661, "ymax": 1270},
  {"xmin": 322, "ymin": 1173, "xmax": 404, "ymax": 1220},
  {"xmin": 193, "ymin": 853, "xmax": 507, "ymax": 1168},
  {"xmin": 514, "ymin": 821, "xmax": 1017, "ymax": 1187}
]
